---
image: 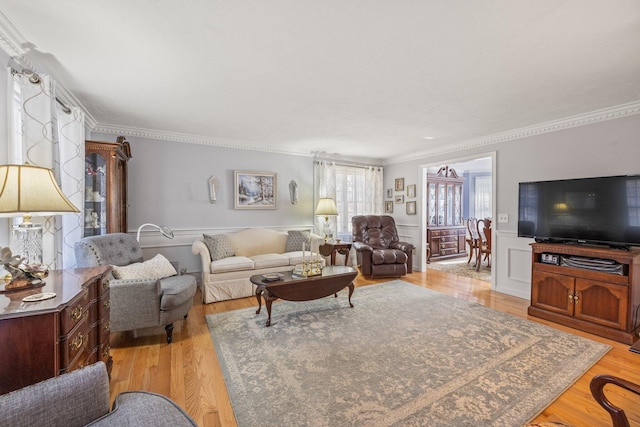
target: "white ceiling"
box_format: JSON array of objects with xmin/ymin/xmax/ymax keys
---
[{"xmin": 0, "ymin": 1, "xmax": 639, "ymax": 163}]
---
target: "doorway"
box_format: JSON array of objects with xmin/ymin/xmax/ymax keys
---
[{"xmin": 420, "ymin": 152, "xmax": 496, "ymax": 286}]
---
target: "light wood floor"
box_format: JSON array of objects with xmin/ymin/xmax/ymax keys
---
[{"xmin": 108, "ymin": 269, "xmax": 640, "ymax": 426}]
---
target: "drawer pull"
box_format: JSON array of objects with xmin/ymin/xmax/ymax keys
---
[
  {"xmin": 71, "ymin": 306, "xmax": 83, "ymax": 321},
  {"xmin": 70, "ymin": 333, "xmax": 84, "ymax": 352}
]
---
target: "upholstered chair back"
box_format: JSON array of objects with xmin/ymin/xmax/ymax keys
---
[
  {"xmin": 75, "ymin": 233, "xmax": 144, "ymax": 268},
  {"xmin": 351, "ymin": 215, "xmax": 400, "ymax": 249}
]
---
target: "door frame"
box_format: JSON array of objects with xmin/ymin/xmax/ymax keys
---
[{"xmin": 420, "ymin": 151, "xmax": 497, "ymax": 287}]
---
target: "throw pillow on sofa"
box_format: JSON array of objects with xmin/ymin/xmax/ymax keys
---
[
  {"xmin": 203, "ymin": 234, "xmax": 235, "ymax": 261},
  {"xmin": 112, "ymin": 253, "xmax": 177, "ymax": 280},
  {"xmin": 286, "ymin": 230, "xmax": 311, "ymax": 252}
]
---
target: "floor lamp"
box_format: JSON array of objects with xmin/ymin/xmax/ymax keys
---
[
  {"xmin": 0, "ymin": 164, "xmax": 80, "ymax": 270},
  {"xmin": 136, "ymin": 223, "xmax": 174, "ymax": 242}
]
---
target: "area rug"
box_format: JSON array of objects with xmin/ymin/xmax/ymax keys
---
[
  {"xmin": 206, "ymin": 280, "xmax": 609, "ymax": 427},
  {"xmin": 428, "ymin": 257, "xmax": 491, "ymax": 282}
]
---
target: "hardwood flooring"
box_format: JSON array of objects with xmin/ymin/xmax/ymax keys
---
[{"xmin": 108, "ymin": 269, "xmax": 640, "ymax": 426}]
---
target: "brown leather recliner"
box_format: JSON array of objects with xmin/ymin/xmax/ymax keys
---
[{"xmin": 352, "ymin": 215, "xmax": 415, "ymax": 277}]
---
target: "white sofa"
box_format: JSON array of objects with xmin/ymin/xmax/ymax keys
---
[{"xmin": 192, "ymin": 228, "xmax": 325, "ymax": 303}]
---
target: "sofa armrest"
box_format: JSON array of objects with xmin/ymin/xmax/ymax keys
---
[
  {"xmin": 191, "ymin": 240, "xmax": 212, "ymax": 274},
  {"xmin": 108, "ymin": 278, "xmax": 161, "ymax": 331},
  {"xmin": 0, "ymin": 362, "xmax": 110, "ymax": 427}
]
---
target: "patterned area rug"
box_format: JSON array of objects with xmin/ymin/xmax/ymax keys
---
[
  {"xmin": 428, "ymin": 257, "xmax": 492, "ymax": 282},
  {"xmin": 206, "ymin": 280, "xmax": 609, "ymax": 427}
]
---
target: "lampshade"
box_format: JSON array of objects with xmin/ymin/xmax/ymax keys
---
[
  {"xmin": 0, "ymin": 164, "xmax": 79, "ymax": 266},
  {"xmin": 0, "ymin": 164, "xmax": 79, "ymax": 217},
  {"xmin": 314, "ymin": 198, "xmax": 338, "ymax": 217}
]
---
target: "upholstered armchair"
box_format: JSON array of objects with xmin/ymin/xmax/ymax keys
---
[
  {"xmin": 0, "ymin": 362, "xmax": 197, "ymax": 426},
  {"xmin": 352, "ymin": 215, "xmax": 415, "ymax": 277},
  {"xmin": 75, "ymin": 233, "xmax": 197, "ymax": 343}
]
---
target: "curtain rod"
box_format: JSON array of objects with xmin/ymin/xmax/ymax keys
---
[
  {"xmin": 314, "ymin": 159, "xmax": 383, "ymax": 170},
  {"xmin": 9, "ymin": 64, "xmax": 72, "ymax": 114}
]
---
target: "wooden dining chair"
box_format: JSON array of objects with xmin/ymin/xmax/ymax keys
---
[
  {"xmin": 466, "ymin": 218, "xmax": 480, "ymax": 265},
  {"xmin": 476, "ymin": 218, "xmax": 492, "ymax": 271}
]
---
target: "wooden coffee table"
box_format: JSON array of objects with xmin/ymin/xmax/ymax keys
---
[{"xmin": 250, "ymin": 265, "xmax": 358, "ymax": 326}]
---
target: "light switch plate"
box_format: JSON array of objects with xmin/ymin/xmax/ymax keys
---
[{"xmin": 497, "ymin": 213, "xmax": 509, "ymax": 223}]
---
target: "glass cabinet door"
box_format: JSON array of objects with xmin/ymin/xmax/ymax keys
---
[
  {"xmin": 453, "ymin": 183, "xmax": 462, "ymax": 225},
  {"xmin": 84, "ymin": 153, "xmax": 108, "ymax": 236},
  {"xmin": 428, "ymin": 183, "xmax": 436, "ymax": 225},
  {"xmin": 437, "ymin": 183, "xmax": 445, "ymax": 225}
]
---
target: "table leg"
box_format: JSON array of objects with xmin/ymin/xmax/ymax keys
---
[
  {"xmin": 265, "ymin": 297, "xmax": 273, "ymax": 327},
  {"xmin": 255, "ymin": 285, "xmax": 264, "ymax": 314},
  {"xmin": 347, "ymin": 282, "xmax": 354, "ymax": 308}
]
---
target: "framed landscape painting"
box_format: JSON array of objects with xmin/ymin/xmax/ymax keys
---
[{"xmin": 234, "ymin": 171, "xmax": 277, "ymax": 209}]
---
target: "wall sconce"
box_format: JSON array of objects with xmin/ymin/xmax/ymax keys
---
[
  {"xmin": 289, "ymin": 180, "xmax": 298, "ymax": 204},
  {"xmin": 209, "ymin": 176, "xmax": 219, "ymax": 203}
]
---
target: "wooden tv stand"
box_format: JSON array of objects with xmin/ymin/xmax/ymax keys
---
[{"xmin": 528, "ymin": 243, "xmax": 640, "ymax": 344}]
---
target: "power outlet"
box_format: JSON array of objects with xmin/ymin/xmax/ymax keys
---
[{"xmin": 497, "ymin": 213, "xmax": 509, "ymax": 223}]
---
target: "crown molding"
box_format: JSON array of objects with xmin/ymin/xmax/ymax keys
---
[
  {"xmin": 92, "ymin": 123, "xmax": 315, "ymax": 157},
  {"xmin": 385, "ymin": 100, "xmax": 640, "ymax": 165}
]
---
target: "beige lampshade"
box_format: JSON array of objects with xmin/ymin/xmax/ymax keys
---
[
  {"xmin": 0, "ymin": 164, "xmax": 80, "ymax": 217},
  {"xmin": 314, "ymin": 198, "xmax": 338, "ymax": 217}
]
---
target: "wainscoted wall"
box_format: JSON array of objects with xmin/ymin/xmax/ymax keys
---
[{"xmin": 494, "ymin": 231, "xmax": 535, "ymax": 300}]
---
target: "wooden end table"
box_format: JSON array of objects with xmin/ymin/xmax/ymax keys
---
[
  {"xmin": 319, "ymin": 242, "xmax": 353, "ymax": 265},
  {"xmin": 250, "ymin": 265, "xmax": 357, "ymax": 327}
]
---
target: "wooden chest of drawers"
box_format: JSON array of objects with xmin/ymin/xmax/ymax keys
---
[
  {"xmin": 426, "ymin": 226, "xmax": 467, "ymax": 262},
  {"xmin": 0, "ymin": 266, "xmax": 112, "ymax": 394}
]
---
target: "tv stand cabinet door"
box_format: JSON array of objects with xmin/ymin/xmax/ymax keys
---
[
  {"xmin": 531, "ymin": 271, "xmax": 575, "ymax": 317},
  {"xmin": 574, "ymin": 278, "xmax": 628, "ymax": 330}
]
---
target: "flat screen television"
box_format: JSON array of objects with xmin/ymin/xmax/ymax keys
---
[{"xmin": 518, "ymin": 175, "xmax": 640, "ymax": 248}]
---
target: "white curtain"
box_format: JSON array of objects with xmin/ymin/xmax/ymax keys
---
[
  {"xmin": 364, "ymin": 166, "xmax": 384, "ymax": 215},
  {"xmin": 474, "ymin": 175, "xmax": 492, "ymax": 220},
  {"xmin": 8, "ymin": 69, "xmax": 85, "ymax": 269}
]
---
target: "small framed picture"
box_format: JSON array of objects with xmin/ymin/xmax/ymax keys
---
[
  {"xmin": 386, "ymin": 188, "xmax": 393, "ymax": 198},
  {"xmin": 407, "ymin": 184, "xmax": 416, "ymax": 198},
  {"xmin": 395, "ymin": 178, "xmax": 404, "ymax": 191},
  {"xmin": 406, "ymin": 201, "xmax": 416, "ymax": 215},
  {"xmin": 385, "ymin": 200, "xmax": 393, "ymax": 213},
  {"xmin": 395, "ymin": 195, "xmax": 404, "ymax": 204}
]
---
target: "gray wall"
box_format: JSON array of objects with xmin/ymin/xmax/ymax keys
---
[{"xmin": 383, "ymin": 113, "xmax": 640, "ymax": 299}]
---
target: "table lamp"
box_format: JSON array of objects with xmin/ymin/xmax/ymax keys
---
[
  {"xmin": 0, "ymin": 164, "xmax": 80, "ymax": 267},
  {"xmin": 314, "ymin": 197, "xmax": 338, "ymax": 242}
]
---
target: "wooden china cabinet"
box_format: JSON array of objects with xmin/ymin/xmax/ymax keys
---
[
  {"xmin": 84, "ymin": 137, "xmax": 132, "ymax": 236},
  {"xmin": 426, "ymin": 166, "xmax": 466, "ymax": 262}
]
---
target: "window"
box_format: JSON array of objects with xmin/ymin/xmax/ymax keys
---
[
  {"xmin": 474, "ymin": 175, "xmax": 492, "ymax": 219},
  {"xmin": 335, "ymin": 166, "xmax": 366, "ymax": 242}
]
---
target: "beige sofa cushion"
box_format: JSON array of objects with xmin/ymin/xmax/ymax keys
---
[
  {"xmin": 211, "ymin": 256, "xmax": 254, "ymax": 273},
  {"xmin": 251, "ymin": 253, "xmax": 290, "ymax": 269},
  {"xmin": 227, "ymin": 228, "xmax": 288, "ymax": 257}
]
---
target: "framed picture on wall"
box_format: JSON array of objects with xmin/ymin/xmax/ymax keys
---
[
  {"xmin": 234, "ymin": 170, "xmax": 277, "ymax": 209},
  {"xmin": 395, "ymin": 178, "xmax": 404, "ymax": 191},
  {"xmin": 406, "ymin": 184, "xmax": 416, "ymax": 198},
  {"xmin": 385, "ymin": 201, "xmax": 393, "ymax": 213},
  {"xmin": 395, "ymin": 195, "xmax": 404, "ymax": 204},
  {"xmin": 386, "ymin": 188, "xmax": 393, "ymax": 198},
  {"xmin": 406, "ymin": 201, "xmax": 416, "ymax": 215}
]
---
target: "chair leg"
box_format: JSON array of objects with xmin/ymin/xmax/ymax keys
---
[{"xmin": 165, "ymin": 323, "xmax": 174, "ymax": 344}]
